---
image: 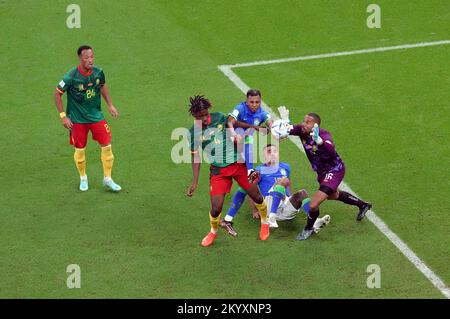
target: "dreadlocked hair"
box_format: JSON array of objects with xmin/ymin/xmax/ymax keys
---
[{"xmin": 188, "ymin": 95, "xmax": 212, "ymax": 114}]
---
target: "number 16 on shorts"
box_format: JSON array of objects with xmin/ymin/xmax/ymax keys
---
[{"xmin": 324, "ymin": 173, "xmax": 334, "ymax": 182}]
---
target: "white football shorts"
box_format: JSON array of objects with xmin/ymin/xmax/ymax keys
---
[{"xmin": 264, "ymin": 195, "xmax": 300, "ymax": 221}]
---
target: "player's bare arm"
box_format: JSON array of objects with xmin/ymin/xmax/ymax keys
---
[
  {"xmin": 276, "ymin": 177, "xmax": 290, "ymax": 188},
  {"xmin": 54, "ymin": 90, "xmax": 73, "ymax": 129},
  {"xmin": 264, "ymin": 119, "xmax": 273, "ymax": 129},
  {"xmin": 101, "ymin": 84, "xmax": 119, "ymax": 118},
  {"xmin": 226, "ymin": 115, "xmax": 244, "ymax": 144},
  {"xmin": 257, "ymin": 119, "xmax": 272, "ymax": 136},
  {"xmin": 248, "ymin": 197, "xmax": 260, "ymax": 219},
  {"xmin": 228, "ymin": 115, "xmax": 263, "ymax": 131},
  {"xmin": 226, "ymin": 115, "xmax": 237, "ymax": 136},
  {"xmin": 186, "ymin": 152, "xmax": 201, "ymax": 197}
]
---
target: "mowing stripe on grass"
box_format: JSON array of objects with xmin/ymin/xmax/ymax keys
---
[
  {"xmin": 223, "ymin": 40, "xmax": 450, "ymax": 69},
  {"xmin": 218, "ymin": 40, "xmax": 450, "ymax": 298}
]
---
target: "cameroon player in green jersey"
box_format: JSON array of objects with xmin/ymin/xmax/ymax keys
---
[
  {"xmin": 186, "ymin": 95, "xmax": 269, "ymax": 246},
  {"xmin": 54, "ymin": 45, "xmax": 121, "ymax": 192}
]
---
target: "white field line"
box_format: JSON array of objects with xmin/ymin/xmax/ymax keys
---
[
  {"xmin": 218, "ymin": 41, "xmax": 450, "ymax": 298},
  {"xmin": 223, "ymin": 40, "xmax": 450, "ymax": 68}
]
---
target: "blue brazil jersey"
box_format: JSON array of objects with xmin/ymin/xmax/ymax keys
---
[
  {"xmin": 229, "ymin": 101, "xmax": 271, "ymax": 128},
  {"xmin": 229, "ymin": 101, "xmax": 271, "ymax": 170},
  {"xmin": 255, "ymin": 162, "xmax": 291, "ymax": 197}
]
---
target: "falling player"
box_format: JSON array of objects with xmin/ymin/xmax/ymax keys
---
[
  {"xmin": 54, "ymin": 45, "xmax": 121, "ymax": 192},
  {"xmin": 186, "ymin": 95, "xmax": 269, "ymax": 247},
  {"xmin": 289, "ymin": 113, "xmax": 372, "ymax": 240},
  {"xmin": 221, "ymin": 144, "xmax": 330, "ymax": 238}
]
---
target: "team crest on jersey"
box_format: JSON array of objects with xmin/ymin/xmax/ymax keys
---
[
  {"xmin": 281, "ymin": 168, "xmax": 287, "ymax": 176},
  {"xmin": 312, "ymin": 145, "xmax": 317, "ymax": 152},
  {"xmin": 96, "ymin": 78, "xmax": 100, "ymax": 85},
  {"xmin": 253, "ymin": 119, "xmax": 260, "ymax": 126},
  {"xmin": 78, "ymin": 84, "xmax": 84, "ymax": 91},
  {"xmin": 217, "ymin": 124, "xmax": 223, "ymax": 130}
]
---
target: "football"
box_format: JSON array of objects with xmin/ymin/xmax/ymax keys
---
[{"xmin": 270, "ymin": 119, "xmax": 291, "ymax": 140}]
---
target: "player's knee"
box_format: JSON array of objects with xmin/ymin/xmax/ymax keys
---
[
  {"xmin": 328, "ymin": 191, "xmax": 339, "ymax": 200},
  {"xmin": 292, "ymin": 190, "xmax": 308, "ymax": 207},
  {"xmin": 296, "ymin": 189, "xmax": 309, "ymax": 201},
  {"xmin": 101, "ymin": 145, "xmax": 114, "ymax": 161},
  {"xmin": 74, "ymin": 148, "xmax": 86, "ymax": 162}
]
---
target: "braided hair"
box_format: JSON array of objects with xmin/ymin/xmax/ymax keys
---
[{"xmin": 188, "ymin": 95, "xmax": 212, "ymax": 115}]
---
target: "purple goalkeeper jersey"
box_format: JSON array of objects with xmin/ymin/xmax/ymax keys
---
[{"xmin": 289, "ymin": 124, "xmax": 345, "ymax": 174}]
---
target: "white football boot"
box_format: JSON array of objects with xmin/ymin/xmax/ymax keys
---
[
  {"xmin": 268, "ymin": 214, "xmax": 279, "ymax": 228},
  {"xmin": 313, "ymin": 214, "xmax": 331, "ymax": 234},
  {"xmin": 103, "ymin": 177, "xmax": 122, "ymax": 192},
  {"xmin": 79, "ymin": 176, "xmax": 88, "ymax": 192}
]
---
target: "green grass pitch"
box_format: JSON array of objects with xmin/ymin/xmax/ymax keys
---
[{"xmin": 0, "ymin": 0, "xmax": 448, "ymax": 298}]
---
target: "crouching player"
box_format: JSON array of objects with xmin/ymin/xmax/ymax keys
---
[
  {"xmin": 185, "ymin": 95, "xmax": 270, "ymax": 247},
  {"xmin": 221, "ymin": 144, "xmax": 330, "ymax": 238}
]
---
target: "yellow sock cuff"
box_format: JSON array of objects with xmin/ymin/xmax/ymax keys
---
[
  {"xmin": 101, "ymin": 145, "xmax": 114, "ymax": 177},
  {"xmin": 254, "ymin": 201, "xmax": 268, "ymax": 222},
  {"xmin": 73, "ymin": 148, "xmax": 86, "ymax": 177},
  {"xmin": 101, "ymin": 145, "xmax": 114, "ymax": 160},
  {"xmin": 74, "ymin": 147, "xmax": 86, "ymax": 157},
  {"xmin": 209, "ymin": 212, "xmax": 221, "ymax": 231}
]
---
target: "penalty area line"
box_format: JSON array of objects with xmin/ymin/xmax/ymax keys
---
[
  {"xmin": 222, "ymin": 39, "xmax": 450, "ymax": 69},
  {"xmin": 217, "ymin": 43, "xmax": 450, "ymax": 298}
]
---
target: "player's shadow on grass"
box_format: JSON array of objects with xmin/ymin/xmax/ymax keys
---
[{"xmin": 270, "ymin": 219, "xmax": 305, "ymax": 240}]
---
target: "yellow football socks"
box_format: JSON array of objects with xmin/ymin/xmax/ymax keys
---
[
  {"xmin": 209, "ymin": 212, "xmax": 221, "ymax": 234},
  {"xmin": 73, "ymin": 148, "xmax": 86, "ymax": 177},
  {"xmin": 254, "ymin": 201, "xmax": 268, "ymax": 223},
  {"xmin": 101, "ymin": 145, "xmax": 114, "ymax": 178}
]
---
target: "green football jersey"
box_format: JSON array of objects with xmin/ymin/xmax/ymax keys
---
[
  {"xmin": 189, "ymin": 112, "xmax": 239, "ymax": 168},
  {"xmin": 56, "ymin": 65, "xmax": 106, "ymax": 123}
]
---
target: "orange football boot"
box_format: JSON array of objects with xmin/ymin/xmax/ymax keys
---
[
  {"xmin": 201, "ymin": 232, "xmax": 217, "ymax": 247},
  {"xmin": 259, "ymin": 223, "xmax": 270, "ymax": 240}
]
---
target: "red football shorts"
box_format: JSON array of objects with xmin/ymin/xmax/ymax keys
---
[
  {"xmin": 70, "ymin": 120, "xmax": 111, "ymax": 148},
  {"xmin": 209, "ymin": 162, "xmax": 252, "ymax": 196}
]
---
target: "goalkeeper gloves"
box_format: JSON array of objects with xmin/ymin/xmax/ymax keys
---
[
  {"xmin": 278, "ymin": 106, "xmax": 290, "ymax": 123},
  {"xmin": 310, "ymin": 123, "xmax": 323, "ymax": 145},
  {"xmin": 276, "ymin": 105, "xmax": 293, "ymax": 136}
]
